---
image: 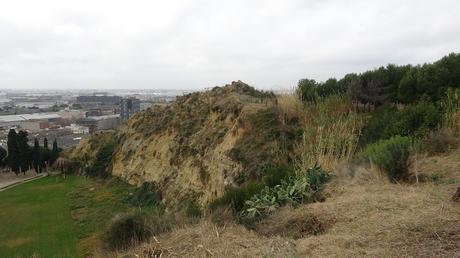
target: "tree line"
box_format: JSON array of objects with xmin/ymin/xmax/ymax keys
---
[
  {"xmin": 297, "ymin": 52, "xmax": 460, "ymax": 107},
  {"xmin": 0, "ymin": 129, "xmax": 61, "ymax": 174}
]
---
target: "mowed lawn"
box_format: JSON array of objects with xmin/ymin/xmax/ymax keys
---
[{"xmin": 0, "ymin": 175, "xmax": 85, "ymax": 258}]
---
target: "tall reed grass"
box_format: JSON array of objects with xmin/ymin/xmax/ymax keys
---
[
  {"xmin": 278, "ymin": 93, "xmax": 364, "ymax": 172},
  {"xmin": 442, "ymin": 88, "xmax": 460, "ymax": 132}
]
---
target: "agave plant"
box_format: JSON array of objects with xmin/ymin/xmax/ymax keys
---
[{"xmin": 243, "ymin": 166, "xmax": 330, "ymax": 218}]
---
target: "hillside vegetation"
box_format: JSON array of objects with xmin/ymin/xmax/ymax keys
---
[
  {"xmin": 66, "ymin": 53, "xmax": 460, "ymax": 257},
  {"xmin": 123, "ymin": 148, "xmax": 460, "ymax": 257},
  {"xmin": 70, "ymin": 81, "xmax": 304, "ymax": 209}
]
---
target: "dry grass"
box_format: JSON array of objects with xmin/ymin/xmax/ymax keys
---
[
  {"xmin": 293, "ymin": 148, "xmax": 460, "ymax": 257},
  {"xmin": 114, "ymin": 148, "xmax": 460, "ymax": 258},
  {"xmin": 4, "ymin": 236, "xmax": 34, "ymax": 248},
  {"xmin": 111, "ymin": 221, "xmax": 297, "ymax": 258},
  {"xmin": 254, "ymin": 206, "xmax": 329, "ymax": 239},
  {"xmin": 277, "ymin": 93, "xmax": 305, "ymax": 123}
]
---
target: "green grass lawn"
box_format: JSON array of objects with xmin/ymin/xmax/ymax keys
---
[
  {"xmin": 0, "ymin": 175, "xmax": 147, "ymax": 258},
  {"xmin": 0, "ymin": 176, "xmax": 85, "ymax": 258},
  {"xmin": 68, "ymin": 178, "xmax": 138, "ymax": 256}
]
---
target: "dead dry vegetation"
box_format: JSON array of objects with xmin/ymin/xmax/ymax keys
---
[
  {"xmin": 70, "ymin": 84, "xmax": 459, "ymax": 257},
  {"xmin": 107, "ymin": 148, "xmax": 460, "ymax": 258}
]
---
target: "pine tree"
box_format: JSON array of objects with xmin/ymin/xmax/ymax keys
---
[{"xmin": 6, "ymin": 129, "xmax": 20, "ymax": 174}]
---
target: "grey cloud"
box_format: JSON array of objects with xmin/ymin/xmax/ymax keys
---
[{"xmin": 0, "ymin": 0, "xmax": 459, "ymax": 90}]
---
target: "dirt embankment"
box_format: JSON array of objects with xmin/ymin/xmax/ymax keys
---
[{"xmin": 70, "ymin": 81, "xmax": 301, "ymax": 208}]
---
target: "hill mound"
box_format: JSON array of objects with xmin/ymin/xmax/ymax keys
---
[{"xmin": 70, "ymin": 81, "xmax": 301, "ymax": 207}]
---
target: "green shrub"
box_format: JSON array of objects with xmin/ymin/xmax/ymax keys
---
[
  {"xmin": 127, "ymin": 182, "xmax": 162, "ymax": 207},
  {"xmin": 387, "ymin": 102, "xmax": 440, "ymax": 138},
  {"xmin": 359, "ymin": 102, "xmax": 441, "ymax": 147},
  {"xmin": 360, "ymin": 136, "xmax": 415, "ymax": 182},
  {"xmin": 86, "ymin": 142, "xmax": 115, "ymax": 178},
  {"xmin": 103, "ymin": 211, "xmax": 152, "ymax": 251},
  {"xmin": 209, "ymin": 181, "xmax": 265, "ymax": 212},
  {"xmin": 359, "ymin": 106, "xmax": 396, "ymax": 146},
  {"xmin": 263, "ymin": 164, "xmax": 295, "ymax": 188},
  {"xmin": 306, "ymin": 165, "xmax": 331, "ymax": 192}
]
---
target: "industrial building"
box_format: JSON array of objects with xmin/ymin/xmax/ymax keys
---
[
  {"xmin": 77, "ymin": 114, "xmax": 120, "ymax": 133},
  {"xmin": 76, "ymin": 95, "xmax": 121, "ymax": 105},
  {"xmin": 0, "ymin": 113, "xmax": 61, "ymax": 131},
  {"xmin": 120, "ymin": 97, "xmax": 140, "ymax": 120}
]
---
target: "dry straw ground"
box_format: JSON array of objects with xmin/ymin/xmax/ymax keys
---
[{"xmin": 109, "ymin": 147, "xmax": 460, "ymax": 258}]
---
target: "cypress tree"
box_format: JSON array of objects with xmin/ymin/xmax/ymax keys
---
[
  {"xmin": 17, "ymin": 130, "xmax": 31, "ymax": 174},
  {"xmin": 51, "ymin": 139, "xmax": 59, "ymax": 165},
  {"xmin": 0, "ymin": 146, "xmax": 6, "ymax": 167},
  {"xmin": 42, "ymin": 137, "xmax": 50, "ymax": 171},
  {"xmin": 6, "ymin": 129, "xmax": 20, "ymax": 174},
  {"xmin": 44, "ymin": 137, "xmax": 49, "ymax": 150},
  {"xmin": 33, "ymin": 138, "xmax": 41, "ymax": 173}
]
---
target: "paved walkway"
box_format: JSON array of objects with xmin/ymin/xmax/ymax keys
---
[{"xmin": 0, "ymin": 172, "xmax": 48, "ymax": 192}]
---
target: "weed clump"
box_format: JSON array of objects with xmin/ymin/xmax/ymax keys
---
[
  {"xmin": 103, "ymin": 210, "xmax": 174, "ymax": 251},
  {"xmin": 423, "ymin": 128, "xmax": 459, "ymax": 154},
  {"xmin": 185, "ymin": 200, "xmax": 202, "ymax": 218},
  {"xmin": 103, "ymin": 211, "xmax": 152, "ymax": 251}
]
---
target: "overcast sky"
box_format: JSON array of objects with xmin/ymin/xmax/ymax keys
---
[{"xmin": 0, "ymin": 0, "xmax": 459, "ymax": 90}]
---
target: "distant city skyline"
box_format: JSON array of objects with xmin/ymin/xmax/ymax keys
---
[{"xmin": 1, "ymin": 0, "xmax": 460, "ymax": 90}]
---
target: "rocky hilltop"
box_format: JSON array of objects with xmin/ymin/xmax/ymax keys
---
[{"xmin": 70, "ymin": 81, "xmax": 301, "ymax": 207}]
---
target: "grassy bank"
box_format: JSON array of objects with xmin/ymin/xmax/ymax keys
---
[
  {"xmin": 68, "ymin": 178, "xmax": 138, "ymax": 256},
  {"xmin": 0, "ymin": 175, "xmax": 139, "ymax": 258},
  {"xmin": 0, "ymin": 176, "xmax": 84, "ymax": 258}
]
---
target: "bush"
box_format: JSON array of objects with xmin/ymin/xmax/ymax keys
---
[
  {"xmin": 127, "ymin": 182, "xmax": 162, "ymax": 207},
  {"xmin": 263, "ymin": 164, "xmax": 295, "ymax": 188},
  {"xmin": 103, "ymin": 210, "xmax": 174, "ymax": 251},
  {"xmin": 360, "ymin": 136, "xmax": 415, "ymax": 182},
  {"xmin": 209, "ymin": 164, "xmax": 296, "ymax": 213},
  {"xmin": 387, "ymin": 102, "xmax": 440, "ymax": 138},
  {"xmin": 209, "ymin": 181, "xmax": 265, "ymax": 212},
  {"xmin": 103, "ymin": 211, "xmax": 152, "ymax": 251},
  {"xmin": 360, "ymin": 102, "xmax": 441, "ymax": 146},
  {"xmin": 359, "ymin": 106, "xmax": 396, "ymax": 146},
  {"xmin": 86, "ymin": 142, "xmax": 115, "ymax": 178},
  {"xmin": 306, "ymin": 165, "xmax": 331, "ymax": 192}
]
